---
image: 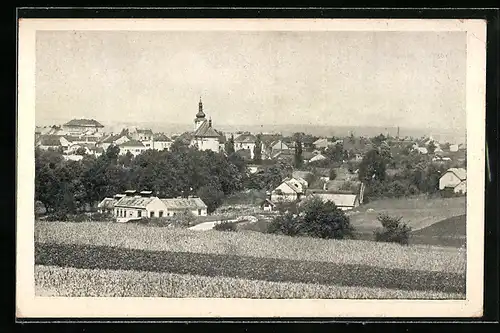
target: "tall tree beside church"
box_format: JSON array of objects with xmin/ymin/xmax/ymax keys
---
[
  {"xmin": 294, "ymin": 133, "xmax": 303, "ymax": 168},
  {"xmin": 253, "ymin": 134, "xmax": 262, "ymax": 164},
  {"xmin": 225, "ymin": 134, "xmax": 235, "ymax": 155}
]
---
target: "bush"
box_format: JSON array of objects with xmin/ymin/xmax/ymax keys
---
[
  {"xmin": 214, "ymin": 221, "xmax": 238, "ymax": 232},
  {"xmin": 374, "ymin": 213, "xmax": 412, "ymax": 245},
  {"xmin": 268, "ymin": 197, "xmax": 354, "ymax": 240},
  {"xmin": 329, "ymin": 168, "xmax": 337, "ymax": 181},
  {"xmin": 45, "ymin": 211, "xmax": 68, "ymax": 222}
]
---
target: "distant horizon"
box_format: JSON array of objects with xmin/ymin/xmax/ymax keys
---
[{"xmin": 36, "ymin": 30, "xmax": 467, "ymax": 132}]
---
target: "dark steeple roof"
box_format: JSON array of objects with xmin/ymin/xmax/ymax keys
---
[{"xmin": 196, "ymin": 97, "xmax": 206, "ymax": 119}]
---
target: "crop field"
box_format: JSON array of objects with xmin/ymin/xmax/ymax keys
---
[{"xmin": 35, "ymin": 221, "xmax": 466, "ymax": 299}]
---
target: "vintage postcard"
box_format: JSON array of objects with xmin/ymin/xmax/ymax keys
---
[{"xmin": 17, "ymin": 18, "xmax": 486, "ymax": 318}]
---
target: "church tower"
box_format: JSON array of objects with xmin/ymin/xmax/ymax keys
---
[{"xmin": 194, "ymin": 97, "xmax": 206, "ymax": 131}]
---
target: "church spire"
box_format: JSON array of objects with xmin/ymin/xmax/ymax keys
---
[{"xmin": 196, "ymin": 97, "xmax": 205, "ymax": 119}]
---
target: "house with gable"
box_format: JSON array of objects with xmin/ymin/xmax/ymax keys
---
[
  {"xmin": 161, "ymin": 197, "xmax": 208, "ymax": 217},
  {"xmin": 234, "ymin": 132, "xmax": 263, "ymax": 159},
  {"xmin": 439, "ymin": 168, "xmax": 467, "ymax": 194},
  {"xmin": 270, "ymin": 177, "xmax": 307, "ymax": 203},
  {"xmin": 114, "ymin": 190, "xmax": 168, "ymax": 223},
  {"xmin": 153, "ymin": 133, "xmax": 173, "ymax": 151},
  {"xmin": 118, "ymin": 140, "xmax": 148, "ymax": 156}
]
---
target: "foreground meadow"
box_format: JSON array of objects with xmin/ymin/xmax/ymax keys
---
[{"xmin": 34, "ymin": 221, "xmax": 466, "ymax": 299}]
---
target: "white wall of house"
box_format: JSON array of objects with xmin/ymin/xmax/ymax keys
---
[
  {"xmin": 235, "ymin": 142, "xmax": 259, "ymax": 159},
  {"xmin": 114, "ymin": 197, "xmax": 167, "ymax": 222},
  {"xmin": 153, "ymin": 141, "xmax": 172, "ymax": 151},
  {"xmin": 192, "ymin": 137, "xmax": 220, "ymax": 153},
  {"xmin": 119, "ymin": 146, "xmax": 147, "ymax": 156},
  {"xmin": 166, "ymin": 207, "xmax": 208, "ymax": 217},
  {"xmin": 271, "ymin": 183, "xmax": 299, "ymax": 202},
  {"xmin": 439, "ymin": 172, "xmax": 462, "ymax": 190},
  {"xmin": 454, "ymin": 181, "xmax": 467, "ymax": 194}
]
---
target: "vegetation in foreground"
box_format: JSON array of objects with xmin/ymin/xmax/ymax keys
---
[
  {"xmin": 35, "ymin": 265, "xmax": 465, "ymax": 299},
  {"xmin": 35, "ymin": 221, "xmax": 466, "ymax": 274},
  {"xmin": 35, "ymin": 242, "xmax": 465, "ymax": 294}
]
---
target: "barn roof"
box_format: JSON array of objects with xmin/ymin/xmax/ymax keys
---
[
  {"xmin": 161, "ymin": 197, "xmax": 207, "ymax": 210},
  {"xmin": 308, "ymin": 192, "xmax": 359, "ymax": 207},
  {"xmin": 115, "ymin": 196, "xmax": 158, "ymax": 208},
  {"xmin": 98, "ymin": 197, "xmax": 118, "ymax": 209}
]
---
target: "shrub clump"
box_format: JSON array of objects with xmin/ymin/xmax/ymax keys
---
[
  {"xmin": 374, "ymin": 213, "xmax": 412, "ymax": 245},
  {"xmin": 214, "ymin": 221, "xmax": 238, "ymax": 232},
  {"xmin": 267, "ymin": 197, "xmax": 354, "ymax": 240}
]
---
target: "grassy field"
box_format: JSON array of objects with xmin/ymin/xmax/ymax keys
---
[
  {"xmin": 35, "ymin": 265, "xmax": 464, "ymax": 299},
  {"xmin": 35, "ymin": 222, "xmax": 465, "ymax": 273},
  {"xmin": 350, "ymin": 196, "xmax": 466, "ymax": 232},
  {"xmin": 34, "ymin": 220, "xmax": 466, "ymax": 299}
]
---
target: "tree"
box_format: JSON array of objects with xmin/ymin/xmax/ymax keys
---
[
  {"xmin": 294, "ymin": 133, "xmax": 303, "ymax": 168},
  {"xmin": 427, "ymin": 141, "xmax": 437, "ymax": 154},
  {"xmin": 329, "ymin": 168, "xmax": 337, "ymax": 180},
  {"xmin": 253, "ymin": 134, "xmax": 262, "ymax": 164},
  {"xmin": 75, "ymin": 147, "xmax": 87, "ymax": 156},
  {"xmin": 197, "ymin": 184, "xmax": 225, "ymax": 214},
  {"xmin": 374, "ymin": 213, "xmax": 411, "ymax": 245},
  {"xmin": 358, "ymin": 149, "xmax": 387, "ymax": 182},
  {"xmin": 225, "ymin": 134, "xmax": 235, "ymax": 155},
  {"xmin": 268, "ymin": 196, "xmax": 354, "ymax": 239}
]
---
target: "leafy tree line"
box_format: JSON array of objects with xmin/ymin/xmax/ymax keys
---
[
  {"xmin": 35, "ymin": 142, "xmax": 247, "ymax": 215},
  {"xmin": 357, "ymin": 140, "xmax": 451, "ymax": 201}
]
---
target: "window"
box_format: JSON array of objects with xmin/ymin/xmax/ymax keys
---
[
  {"xmin": 150, "ymin": 211, "xmax": 154, "ymax": 218},
  {"xmin": 198, "ymin": 209, "xmax": 202, "ymax": 216},
  {"xmin": 138, "ymin": 210, "xmax": 142, "ymax": 217},
  {"xmin": 159, "ymin": 211, "xmax": 163, "ymax": 217}
]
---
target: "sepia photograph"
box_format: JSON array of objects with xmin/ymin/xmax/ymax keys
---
[{"xmin": 17, "ymin": 18, "xmax": 486, "ymax": 318}]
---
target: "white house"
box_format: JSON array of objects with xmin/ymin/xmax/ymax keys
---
[
  {"xmin": 449, "ymin": 144, "xmax": 459, "ymax": 152},
  {"xmin": 161, "ymin": 197, "xmax": 208, "ymax": 217},
  {"xmin": 98, "ymin": 133, "xmax": 131, "ymax": 151},
  {"xmin": 234, "ymin": 133, "xmax": 262, "ymax": 159},
  {"xmin": 439, "ymin": 168, "xmax": 467, "ymax": 194},
  {"xmin": 153, "ymin": 133, "xmax": 172, "ymax": 151},
  {"xmin": 114, "ymin": 191, "xmax": 168, "ymax": 223},
  {"xmin": 118, "ymin": 140, "xmax": 148, "ymax": 156},
  {"xmin": 271, "ymin": 179, "xmax": 305, "ymax": 203}
]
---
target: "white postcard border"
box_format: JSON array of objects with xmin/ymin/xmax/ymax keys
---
[{"xmin": 17, "ymin": 18, "xmax": 486, "ymax": 318}]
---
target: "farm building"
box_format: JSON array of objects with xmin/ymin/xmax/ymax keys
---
[
  {"xmin": 98, "ymin": 194, "xmax": 125, "ymax": 213},
  {"xmin": 260, "ymin": 198, "xmax": 276, "ymax": 212},
  {"xmin": 153, "ymin": 133, "xmax": 172, "ymax": 151},
  {"xmin": 114, "ymin": 191, "xmax": 167, "ymax": 223},
  {"xmin": 439, "ymin": 168, "xmax": 467, "ymax": 194},
  {"xmin": 161, "ymin": 197, "xmax": 208, "ymax": 217},
  {"xmin": 306, "ymin": 191, "xmax": 361, "ymax": 211}
]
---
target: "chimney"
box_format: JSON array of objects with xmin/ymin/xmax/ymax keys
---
[
  {"xmin": 124, "ymin": 190, "xmax": 137, "ymax": 196},
  {"xmin": 208, "ymin": 118, "xmax": 212, "ymax": 127}
]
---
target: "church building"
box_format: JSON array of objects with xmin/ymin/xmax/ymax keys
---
[{"xmin": 190, "ymin": 98, "xmax": 225, "ymax": 153}]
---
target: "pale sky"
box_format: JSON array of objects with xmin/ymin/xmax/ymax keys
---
[{"xmin": 35, "ymin": 30, "xmax": 466, "ymax": 130}]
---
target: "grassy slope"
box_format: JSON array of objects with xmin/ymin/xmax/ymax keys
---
[
  {"xmin": 349, "ymin": 196, "xmax": 466, "ymax": 232},
  {"xmin": 35, "ymin": 265, "xmax": 464, "ymax": 299},
  {"xmin": 412, "ymin": 214, "xmax": 466, "ymax": 238},
  {"xmin": 35, "ymin": 221, "xmax": 466, "ymax": 274}
]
